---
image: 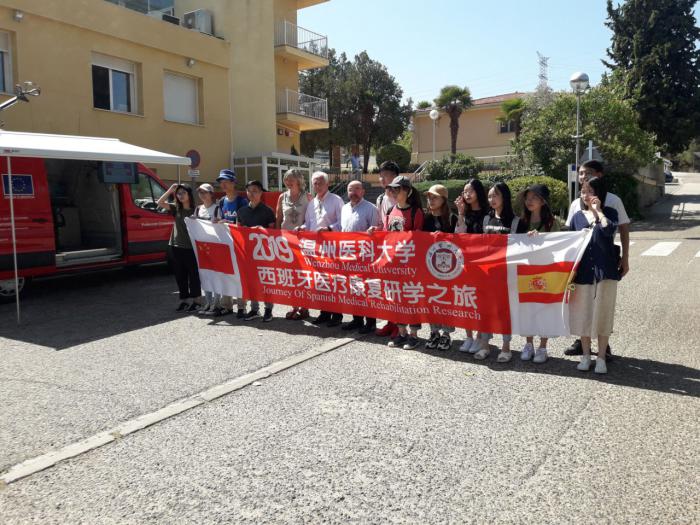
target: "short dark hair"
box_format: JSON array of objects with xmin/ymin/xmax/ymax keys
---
[
  {"xmin": 581, "ymin": 160, "xmax": 604, "ymax": 174},
  {"xmin": 245, "ymin": 180, "xmax": 266, "ymax": 191},
  {"xmin": 581, "ymin": 176, "xmax": 608, "ymax": 210},
  {"xmin": 379, "ymin": 161, "xmax": 400, "ymax": 176}
]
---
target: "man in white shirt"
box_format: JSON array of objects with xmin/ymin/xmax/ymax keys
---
[
  {"xmin": 298, "ymin": 171, "xmax": 344, "ymax": 327},
  {"xmin": 340, "ymin": 181, "xmax": 382, "ymax": 334},
  {"xmin": 565, "ymin": 160, "xmax": 630, "ymax": 358}
]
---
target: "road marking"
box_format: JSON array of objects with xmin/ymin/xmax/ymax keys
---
[
  {"xmin": 640, "ymin": 241, "xmax": 681, "ymax": 257},
  {"xmin": 695, "ymin": 249, "xmax": 700, "ymax": 258},
  {"xmin": 0, "ymin": 337, "xmax": 355, "ymax": 484},
  {"xmin": 614, "ymin": 241, "xmax": 635, "ymax": 247}
]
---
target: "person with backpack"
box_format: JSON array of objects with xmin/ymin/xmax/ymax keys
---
[
  {"xmin": 423, "ymin": 184, "xmax": 458, "ymax": 351},
  {"xmin": 454, "ymin": 178, "xmax": 489, "ymax": 353},
  {"xmin": 517, "ymin": 183, "xmax": 561, "ymax": 363},
  {"xmin": 473, "ymin": 181, "xmax": 526, "ymax": 362},
  {"xmin": 194, "ymin": 183, "xmax": 225, "ymax": 317},
  {"xmin": 384, "ymin": 175, "xmax": 424, "ymax": 350},
  {"xmin": 215, "ymin": 169, "xmax": 247, "ymax": 316},
  {"xmin": 369, "ymin": 161, "xmax": 400, "ymax": 338}
]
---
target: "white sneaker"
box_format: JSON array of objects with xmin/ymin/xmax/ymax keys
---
[
  {"xmin": 577, "ymin": 356, "xmax": 592, "ymax": 371},
  {"xmin": 533, "ymin": 348, "xmax": 548, "ymax": 364},
  {"xmin": 520, "ymin": 343, "xmax": 534, "ymax": 361},
  {"xmin": 496, "ymin": 351, "xmax": 512, "ymax": 363},
  {"xmin": 594, "ymin": 359, "xmax": 607, "ymax": 374},
  {"xmin": 458, "ymin": 337, "xmax": 475, "ymax": 353}
]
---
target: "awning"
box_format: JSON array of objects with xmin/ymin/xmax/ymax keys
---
[{"xmin": 0, "ymin": 130, "xmax": 191, "ymax": 166}]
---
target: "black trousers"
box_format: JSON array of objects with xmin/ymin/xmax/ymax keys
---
[
  {"xmin": 320, "ymin": 310, "xmax": 343, "ymax": 321},
  {"xmin": 353, "ymin": 315, "xmax": 376, "ymax": 327},
  {"xmin": 170, "ymin": 246, "xmax": 201, "ymax": 300}
]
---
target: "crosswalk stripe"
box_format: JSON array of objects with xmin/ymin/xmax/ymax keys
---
[
  {"xmin": 695, "ymin": 249, "xmax": 700, "ymax": 258},
  {"xmin": 640, "ymin": 242, "xmax": 681, "ymax": 257}
]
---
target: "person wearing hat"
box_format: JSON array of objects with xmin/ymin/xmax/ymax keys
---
[
  {"xmin": 236, "ymin": 180, "xmax": 277, "ymax": 323},
  {"xmin": 423, "ymin": 184, "xmax": 458, "ymax": 351},
  {"xmin": 216, "ymin": 169, "xmax": 248, "ymax": 223},
  {"xmin": 384, "ymin": 175, "xmax": 425, "ymax": 350},
  {"xmin": 517, "ymin": 183, "xmax": 562, "ymax": 363},
  {"xmin": 194, "ymin": 183, "xmax": 224, "ymax": 316}
]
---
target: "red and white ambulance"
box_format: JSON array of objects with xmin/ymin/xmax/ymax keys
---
[{"xmin": 0, "ymin": 131, "xmax": 191, "ymax": 301}]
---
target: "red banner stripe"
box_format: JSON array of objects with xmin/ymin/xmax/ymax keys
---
[
  {"xmin": 517, "ymin": 261, "xmax": 575, "ymax": 276},
  {"xmin": 195, "ymin": 241, "xmax": 235, "ymax": 275},
  {"xmin": 518, "ymin": 292, "xmax": 565, "ymax": 304}
]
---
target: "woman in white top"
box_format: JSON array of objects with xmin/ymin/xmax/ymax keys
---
[
  {"xmin": 275, "ymin": 169, "xmax": 311, "ymax": 320},
  {"xmin": 195, "ymin": 183, "xmax": 224, "ymax": 317}
]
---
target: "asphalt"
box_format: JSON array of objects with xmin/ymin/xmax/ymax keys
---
[{"xmin": 0, "ymin": 173, "xmax": 698, "ymax": 524}]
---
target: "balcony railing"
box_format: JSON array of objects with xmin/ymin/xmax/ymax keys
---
[
  {"xmin": 275, "ymin": 20, "xmax": 328, "ymax": 60},
  {"xmin": 277, "ymin": 89, "xmax": 328, "ymax": 122}
]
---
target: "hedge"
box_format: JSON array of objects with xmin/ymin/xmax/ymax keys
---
[{"xmin": 376, "ymin": 143, "xmax": 411, "ymax": 172}]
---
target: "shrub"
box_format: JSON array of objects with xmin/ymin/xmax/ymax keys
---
[
  {"xmin": 414, "ymin": 179, "xmax": 466, "ymax": 203},
  {"xmin": 424, "ymin": 154, "xmax": 483, "ymax": 180},
  {"xmin": 376, "ymin": 143, "xmax": 411, "ymax": 172},
  {"xmin": 606, "ymin": 171, "xmax": 640, "ymax": 219},
  {"xmin": 406, "ymin": 163, "xmax": 421, "ymax": 173}
]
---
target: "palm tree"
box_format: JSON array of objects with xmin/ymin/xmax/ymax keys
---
[
  {"xmin": 434, "ymin": 86, "xmax": 472, "ymax": 159},
  {"xmin": 497, "ymin": 98, "xmax": 525, "ymax": 141}
]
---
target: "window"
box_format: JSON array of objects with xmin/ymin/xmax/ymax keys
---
[
  {"xmin": 92, "ymin": 53, "xmax": 138, "ymax": 113},
  {"xmin": 163, "ymin": 72, "xmax": 200, "ymax": 124},
  {"xmin": 0, "ymin": 32, "xmax": 12, "ymax": 94},
  {"xmin": 499, "ymin": 120, "xmax": 515, "ymax": 134},
  {"xmin": 131, "ymin": 173, "xmax": 167, "ymax": 212}
]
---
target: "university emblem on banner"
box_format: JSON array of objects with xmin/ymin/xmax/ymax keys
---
[{"xmin": 426, "ymin": 241, "xmax": 464, "ymax": 280}]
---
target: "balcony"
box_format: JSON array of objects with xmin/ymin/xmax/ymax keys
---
[
  {"xmin": 274, "ymin": 21, "xmax": 329, "ymax": 70},
  {"xmin": 276, "ymin": 89, "xmax": 329, "ymax": 131}
]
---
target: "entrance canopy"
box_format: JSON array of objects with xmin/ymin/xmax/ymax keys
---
[{"xmin": 0, "ymin": 130, "xmax": 192, "ymax": 166}]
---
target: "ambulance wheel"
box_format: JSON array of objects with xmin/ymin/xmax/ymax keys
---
[{"xmin": 0, "ymin": 277, "xmax": 29, "ymax": 303}]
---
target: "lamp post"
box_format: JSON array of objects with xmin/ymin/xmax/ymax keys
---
[
  {"xmin": 569, "ymin": 72, "xmax": 589, "ymax": 197},
  {"xmin": 429, "ymin": 109, "xmax": 439, "ymax": 161}
]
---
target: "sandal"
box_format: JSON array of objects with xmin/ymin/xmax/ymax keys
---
[
  {"xmin": 474, "ymin": 347, "xmax": 490, "ymax": 361},
  {"xmin": 496, "ymin": 351, "xmax": 512, "ymax": 363}
]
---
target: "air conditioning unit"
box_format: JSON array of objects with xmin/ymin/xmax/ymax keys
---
[{"xmin": 183, "ymin": 9, "xmax": 213, "ymax": 35}]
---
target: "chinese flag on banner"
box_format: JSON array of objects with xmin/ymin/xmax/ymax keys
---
[
  {"xmin": 195, "ymin": 241, "xmax": 235, "ymax": 275},
  {"xmin": 516, "ymin": 262, "xmax": 574, "ymax": 303}
]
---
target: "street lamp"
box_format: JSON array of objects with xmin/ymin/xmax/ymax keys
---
[
  {"xmin": 429, "ymin": 108, "xmax": 439, "ymax": 161},
  {"xmin": 569, "ymin": 72, "xmax": 589, "ymax": 197}
]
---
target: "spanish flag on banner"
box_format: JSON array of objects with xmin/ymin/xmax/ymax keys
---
[{"xmin": 517, "ymin": 262, "xmax": 575, "ymax": 304}]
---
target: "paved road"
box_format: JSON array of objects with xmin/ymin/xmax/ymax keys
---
[{"xmin": 1, "ymin": 174, "xmax": 699, "ymax": 524}]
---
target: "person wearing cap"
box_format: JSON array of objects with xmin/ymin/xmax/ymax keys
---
[
  {"xmin": 216, "ymin": 169, "xmax": 248, "ymax": 223},
  {"xmin": 236, "ymin": 180, "xmax": 276, "ymax": 323},
  {"xmin": 384, "ymin": 175, "xmax": 425, "ymax": 350},
  {"xmin": 299, "ymin": 171, "xmax": 345, "ymax": 328},
  {"xmin": 194, "ymin": 183, "xmax": 224, "ymax": 317},
  {"xmin": 423, "ymin": 184, "xmax": 458, "ymax": 351},
  {"xmin": 339, "ymin": 180, "xmax": 382, "ymax": 334},
  {"xmin": 215, "ymin": 169, "xmax": 248, "ymax": 315},
  {"xmin": 369, "ymin": 161, "xmax": 400, "ymax": 338},
  {"xmin": 517, "ymin": 183, "xmax": 562, "ymax": 363}
]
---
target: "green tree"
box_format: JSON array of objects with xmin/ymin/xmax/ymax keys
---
[
  {"xmin": 344, "ymin": 52, "xmax": 413, "ymax": 172},
  {"xmin": 434, "ymin": 86, "xmax": 473, "ymax": 159},
  {"xmin": 516, "ymin": 84, "xmax": 657, "ymax": 181},
  {"xmin": 496, "ymin": 98, "xmax": 525, "ymax": 141},
  {"xmin": 416, "ymin": 100, "xmax": 432, "ymax": 109},
  {"xmin": 604, "ymin": 0, "xmax": 700, "ymax": 153}
]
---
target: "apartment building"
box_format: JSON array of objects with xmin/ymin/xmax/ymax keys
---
[
  {"xmin": 0, "ymin": 0, "xmax": 329, "ymax": 187},
  {"xmin": 412, "ymin": 92, "xmax": 525, "ymax": 164}
]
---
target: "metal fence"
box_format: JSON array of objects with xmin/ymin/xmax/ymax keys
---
[
  {"xmin": 277, "ymin": 89, "xmax": 328, "ymax": 122},
  {"xmin": 275, "ymin": 20, "xmax": 328, "ymax": 59}
]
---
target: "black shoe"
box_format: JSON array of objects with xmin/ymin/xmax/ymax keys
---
[
  {"xmin": 186, "ymin": 302, "xmax": 200, "ymax": 312},
  {"xmin": 564, "ymin": 339, "xmax": 583, "ymax": 356},
  {"xmin": 358, "ymin": 323, "xmax": 376, "ymax": 335},
  {"xmin": 262, "ymin": 308, "xmax": 273, "ymax": 322},
  {"xmin": 327, "ymin": 315, "xmax": 342, "ymax": 328},
  {"xmin": 212, "ymin": 307, "xmax": 224, "ymax": 317},
  {"xmin": 341, "ymin": 320, "xmax": 363, "ymax": 331},
  {"xmin": 176, "ymin": 301, "xmax": 189, "ymax": 312},
  {"xmin": 244, "ymin": 310, "xmax": 261, "ymax": 321},
  {"xmin": 437, "ymin": 334, "xmax": 452, "ymax": 351},
  {"xmin": 311, "ymin": 314, "xmax": 331, "ymax": 325},
  {"xmin": 236, "ymin": 309, "xmax": 246, "ymax": 319},
  {"xmin": 425, "ymin": 332, "xmax": 440, "ymax": 349}
]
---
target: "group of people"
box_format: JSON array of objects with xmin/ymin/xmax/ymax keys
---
[{"xmin": 159, "ymin": 159, "xmax": 629, "ymax": 375}]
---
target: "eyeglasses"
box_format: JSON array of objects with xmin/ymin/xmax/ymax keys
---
[{"xmin": 387, "ymin": 187, "xmax": 399, "ymax": 193}]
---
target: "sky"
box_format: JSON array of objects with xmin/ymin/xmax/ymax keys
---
[{"xmin": 298, "ymin": 0, "xmax": 617, "ymax": 103}]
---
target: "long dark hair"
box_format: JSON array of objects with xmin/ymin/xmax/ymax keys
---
[
  {"xmin": 175, "ymin": 184, "xmax": 194, "ymax": 211},
  {"xmin": 465, "ymin": 178, "xmax": 488, "ymax": 213},
  {"xmin": 581, "ymin": 176, "xmax": 607, "ymax": 210},
  {"xmin": 404, "ymin": 184, "xmax": 423, "ymax": 210},
  {"xmin": 489, "ymin": 181, "xmax": 515, "ymax": 226},
  {"xmin": 521, "ymin": 190, "xmax": 554, "ymax": 231}
]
